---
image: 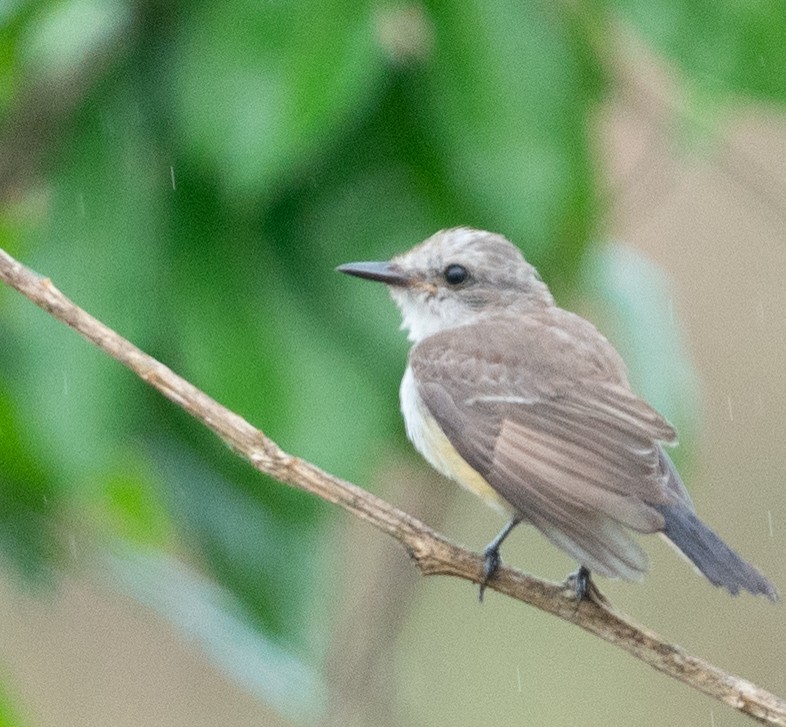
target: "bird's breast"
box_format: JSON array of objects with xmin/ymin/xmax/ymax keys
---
[{"xmin": 399, "ymin": 366, "xmax": 512, "ymax": 515}]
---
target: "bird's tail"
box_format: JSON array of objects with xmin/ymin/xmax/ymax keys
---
[{"xmin": 656, "ymin": 504, "xmax": 778, "ymax": 601}]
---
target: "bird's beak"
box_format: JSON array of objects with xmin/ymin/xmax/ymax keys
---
[{"xmin": 336, "ymin": 260, "xmax": 411, "ymax": 287}]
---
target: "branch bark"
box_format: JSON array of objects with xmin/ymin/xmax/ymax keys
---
[{"xmin": 0, "ymin": 247, "xmax": 784, "ymax": 726}]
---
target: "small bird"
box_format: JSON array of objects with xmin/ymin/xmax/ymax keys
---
[{"xmin": 338, "ymin": 228, "xmax": 777, "ymax": 601}]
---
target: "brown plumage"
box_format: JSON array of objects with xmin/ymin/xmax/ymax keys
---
[{"xmin": 412, "ymin": 314, "xmax": 681, "ymax": 581}]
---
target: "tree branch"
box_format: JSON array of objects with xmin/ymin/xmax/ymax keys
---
[{"xmin": 0, "ymin": 246, "xmax": 783, "ymax": 726}]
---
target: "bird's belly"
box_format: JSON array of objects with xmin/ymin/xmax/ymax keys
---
[{"xmin": 400, "ymin": 367, "xmax": 512, "ymax": 515}]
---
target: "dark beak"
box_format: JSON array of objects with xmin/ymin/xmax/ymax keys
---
[{"xmin": 336, "ymin": 261, "xmax": 411, "ymax": 287}]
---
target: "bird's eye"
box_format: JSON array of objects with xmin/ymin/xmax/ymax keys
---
[{"xmin": 443, "ymin": 264, "xmax": 469, "ymax": 286}]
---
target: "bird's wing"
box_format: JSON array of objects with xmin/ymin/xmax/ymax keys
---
[{"xmin": 410, "ymin": 313, "xmax": 683, "ymax": 580}]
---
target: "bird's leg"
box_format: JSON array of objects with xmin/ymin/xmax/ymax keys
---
[
  {"xmin": 480, "ymin": 517, "xmax": 521, "ymax": 602},
  {"xmin": 572, "ymin": 566, "xmax": 591, "ymax": 601}
]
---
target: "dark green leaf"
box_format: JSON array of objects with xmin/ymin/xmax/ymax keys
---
[{"xmin": 169, "ymin": 0, "xmax": 385, "ymax": 199}]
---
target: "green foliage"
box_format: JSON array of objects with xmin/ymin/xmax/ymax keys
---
[
  {"xmin": 616, "ymin": 0, "xmax": 786, "ymax": 101},
  {"xmin": 416, "ymin": 1, "xmax": 605, "ymax": 268},
  {"xmin": 169, "ymin": 0, "xmax": 384, "ymax": 200},
  {"xmin": 0, "ymin": 388, "xmax": 59, "ymax": 576},
  {"xmin": 0, "ymin": 676, "xmax": 26, "ymax": 727},
  {"xmin": 1, "ymin": 0, "xmax": 783, "ymax": 720}
]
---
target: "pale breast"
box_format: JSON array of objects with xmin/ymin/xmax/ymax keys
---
[{"xmin": 400, "ymin": 366, "xmax": 512, "ymax": 515}]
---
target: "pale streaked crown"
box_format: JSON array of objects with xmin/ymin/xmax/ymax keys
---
[{"xmin": 388, "ymin": 227, "xmax": 554, "ymax": 342}]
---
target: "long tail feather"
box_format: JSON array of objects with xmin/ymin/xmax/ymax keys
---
[{"xmin": 656, "ymin": 504, "xmax": 777, "ymax": 601}]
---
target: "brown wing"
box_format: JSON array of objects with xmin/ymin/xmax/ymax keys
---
[{"xmin": 411, "ymin": 312, "xmax": 686, "ymax": 580}]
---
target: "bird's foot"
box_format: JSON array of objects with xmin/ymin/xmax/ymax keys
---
[
  {"xmin": 479, "ymin": 544, "xmax": 501, "ymax": 603},
  {"xmin": 565, "ymin": 566, "xmax": 610, "ymax": 606}
]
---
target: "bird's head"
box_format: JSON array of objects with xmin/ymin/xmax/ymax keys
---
[{"xmin": 337, "ymin": 227, "xmax": 553, "ymax": 342}]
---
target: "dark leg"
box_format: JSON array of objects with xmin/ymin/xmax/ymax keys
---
[
  {"xmin": 565, "ymin": 565, "xmax": 609, "ymax": 605},
  {"xmin": 573, "ymin": 566, "xmax": 591, "ymax": 601},
  {"xmin": 479, "ymin": 517, "xmax": 521, "ymax": 602}
]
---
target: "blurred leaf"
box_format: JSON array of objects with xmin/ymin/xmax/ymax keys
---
[
  {"xmin": 93, "ymin": 464, "xmax": 172, "ymax": 548},
  {"xmin": 8, "ymin": 75, "xmax": 167, "ymax": 483},
  {"xmin": 0, "ymin": 387, "xmax": 59, "ymax": 576},
  {"xmin": 259, "ymin": 77, "xmax": 451, "ymax": 366},
  {"xmin": 617, "ymin": 0, "xmax": 786, "ymax": 102},
  {"xmin": 150, "ymin": 440, "xmax": 321, "ymax": 646},
  {"xmin": 165, "ymin": 141, "xmax": 407, "ymax": 483},
  {"xmin": 108, "ymin": 548, "xmax": 326, "ymax": 724},
  {"xmin": 0, "ymin": 3, "xmax": 25, "ymax": 112},
  {"xmin": 0, "ymin": 676, "xmax": 26, "ymax": 727},
  {"xmin": 267, "ymin": 277, "xmax": 391, "ymax": 481},
  {"xmin": 19, "ymin": 0, "xmax": 131, "ymax": 81},
  {"xmin": 416, "ymin": 0, "xmax": 606, "ymax": 275},
  {"xmin": 169, "ymin": 0, "xmax": 384, "ymax": 200}
]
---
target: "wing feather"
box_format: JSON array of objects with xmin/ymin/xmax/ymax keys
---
[{"xmin": 409, "ymin": 313, "xmax": 681, "ymax": 580}]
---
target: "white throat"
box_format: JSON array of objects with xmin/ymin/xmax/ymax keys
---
[{"xmin": 389, "ymin": 287, "xmax": 480, "ymax": 343}]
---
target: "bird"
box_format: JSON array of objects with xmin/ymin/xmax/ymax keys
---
[{"xmin": 337, "ymin": 227, "xmax": 777, "ymax": 602}]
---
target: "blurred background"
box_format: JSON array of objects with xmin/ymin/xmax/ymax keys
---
[{"xmin": 1, "ymin": 1, "xmax": 785, "ymax": 725}]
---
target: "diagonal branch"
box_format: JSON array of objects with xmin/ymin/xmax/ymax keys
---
[{"xmin": 0, "ymin": 246, "xmax": 784, "ymax": 726}]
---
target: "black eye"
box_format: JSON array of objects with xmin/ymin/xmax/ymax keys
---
[{"xmin": 443, "ymin": 264, "xmax": 469, "ymax": 286}]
